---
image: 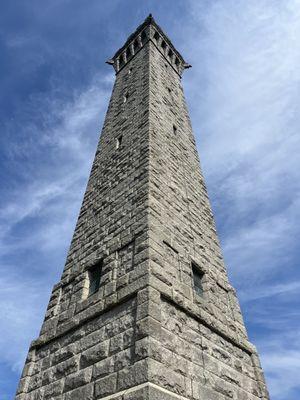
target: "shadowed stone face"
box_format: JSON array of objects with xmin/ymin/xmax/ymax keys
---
[{"xmin": 15, "ymin": 14, "xmax": 269, "ymax": 400}]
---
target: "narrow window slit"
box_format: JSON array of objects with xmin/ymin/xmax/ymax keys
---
[
  {"xmin": 88, "ymin": 261, "xmax": 103, "ymax": 296},
  {"xmin": 192, "ymin": 262, "xmax": 204, "ymax": 297}
]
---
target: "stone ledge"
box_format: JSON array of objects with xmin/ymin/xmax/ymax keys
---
[
  {"xmin": 96, "ymin": 382, "xmax": 190, "ymax": 400},
  {"xmin": 29, "ymin": 291, "xmax": 139, "ymax": 352},
  {"xmin": 159, "ymin": 292, "xmax": 255, "ymax": 356},
  {"xmin": 30, "ymin": 278, "xmax": 255, "ymax": 358}
]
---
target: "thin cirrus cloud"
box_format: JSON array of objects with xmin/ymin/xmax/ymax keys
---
[
  {"xmin": 183, "ymin": 2, "xmax": 300, "ymax": 288},
  {"xmin": 240, "ymin": 280, "xmax": 300, "ymax": 302},
  {"xmin": 0, "ymin": 73, "xmax": 113, "ymax": 383},
  {"xmin": 260, "ymin": 335, "xmax": 300, "ymax": 399},
  {"xmin": 183, "ymin": 1, "xmax": 300, "ymax": 399},
  {"xmin": 0, "ymin": 73, "xmax": 113, "ymax": 250}
]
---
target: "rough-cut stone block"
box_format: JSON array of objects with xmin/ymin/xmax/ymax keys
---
[
  {"xmin": 63, "ymin": 367, "xmax": 92, "ymax": 392},
  {"xmin": 94, "ymin": 374, "xmax": 117, "ymax": 398},
  {"xmin": 80, "ymin": 341, "xmax": 109, "ymax": 368},
  {"xmin": 117, "ymin": 359, "xmax": 148, "ymax": 391},
  {"xmin": 109, "ymin": 332, "xmax": 124, "ymax": 354},
  {"xmin": 149, "ymin": 359, "xmax": 186, "ymax": 396},
  {"xmin": 53, "ymin": 356, "xmax": 79, "ymax": 379},
  {"xmin": 92, "ymin": 356, "xmax": 115, "ymax": 380},
  {"xmin": 65, "ymin": 382, "xmax": 94, "ymax": 400},
  {"xmin": 43, "ymin": 380, "xmax": 64, "ymax": 399}
]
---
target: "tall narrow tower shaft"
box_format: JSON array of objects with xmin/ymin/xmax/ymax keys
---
[{"xmin": 16, "ymin": 15, "xmax": 269, "ymax": 400}]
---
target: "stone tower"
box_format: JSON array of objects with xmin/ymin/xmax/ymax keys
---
[{"xmin": 16, "ymin": 15, "xmax": 269, "ymax": 400}]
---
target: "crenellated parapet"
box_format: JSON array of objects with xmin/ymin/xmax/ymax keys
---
[{"xmin": 107, "ymin": 14, "xmax": 191, "ymax": 76}]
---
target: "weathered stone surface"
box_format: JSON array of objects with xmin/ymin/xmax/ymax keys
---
[
  {"xmin": 64, "ymin": 383, "xmax": 94, "ymax": 400},
  {"xmin": 94, "ymin": 374, "xmax": 117, "ymax": 398},
  {"xmin": 92, "ymin": 356, "xmax": 114, "ymax": 380},
  {"xmin": 43, "ymin": 380, "xmax": 63, "ymax": 399},
  {"xmin": 117, "ymin": 359, "xmax": 148, "ymax": 391},
  {"xmin": 15, "ymin": 14, "xmax": 269, "ymax": 400},
  {"xmin": 80, "ymin": 341, "xmax": 109, "ymax": 368},
  {"xmin": 63, "ymin": 367, "xmax": 92, "ymax": 392},
  {"xmin": 53, "ymin": 356, "xmax": 79, "ymax": 379}
]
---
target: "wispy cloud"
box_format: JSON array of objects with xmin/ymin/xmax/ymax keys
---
[
  {"xmin": 0, "ymin": 268, "xmax": 43, "ymax": 372},
  {"xmin": 184, "ymin": 1, "xmax": 300, "ymax": 398},
  {"xmin": 0, "ymin": 72, "xmax": 113, "ymax": 376},
  {"xmin": 260, "ymin": 332, "xmax": 300, "ymax": 400},
  {"xmin": 183, "ymin": 0, "xmax": 300, "ymax": 284},
  {"xmin": 240, "ymin": 280, "xmax": 300, "ymax": 302},
  {"xmin": 222, "ymin": 194, "xmax": 300, "ymax": 283},
  {"xmin": 0, "ymin": 73, "xmax": 113, "ymax": 252}
]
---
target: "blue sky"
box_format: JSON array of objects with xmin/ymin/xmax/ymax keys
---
[{"xmin": 1, "ymin": 1, "xmax": 299, "ymax": 399}]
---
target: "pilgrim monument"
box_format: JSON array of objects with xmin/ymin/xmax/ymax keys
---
[{"xmin": 16, "ymin": 15, "xmax": 269, "ymax": 400}]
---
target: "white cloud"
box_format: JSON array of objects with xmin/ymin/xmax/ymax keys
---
[
  {"xmin": 259, "ymin": 333, "xmax": 300, "ymax": 399},
  {"xmin": 183, "ymin": 2, "xmax": 300, "ymax": 398},
  {"xmin": 182, "ymin": 0, "xmax": 300, "ymax": 283},
  {"xmin": 240, "ymin": 280, "xmax": 300, "ymax": 302},
  {"xmin": 0, "ymin": 269, "xmax": 44, "ymax": 372},
  {"xmin": 0, "ymin": 73, "xmax": 113, "ymax": 372},
  {"xmin": 222, "ymin": 194, "xmax": 300, "ymax": 283},
  {"xmin": 0, "ymin": 73, "xmax": 113, "ymax": 253}
]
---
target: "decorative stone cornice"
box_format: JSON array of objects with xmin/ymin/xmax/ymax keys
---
[{"xmin": 107, "ymin": 14, "xmax": 191, "ymax": 76}]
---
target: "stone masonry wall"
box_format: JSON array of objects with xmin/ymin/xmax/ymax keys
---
[{"xmin": 17, "ymin": 298, "xmax": 139, "ymax": 399}]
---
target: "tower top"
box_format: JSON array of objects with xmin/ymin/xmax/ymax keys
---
[{"xmin": 106, "ymin": 14, "xmax": 191, "ymax": 76}]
